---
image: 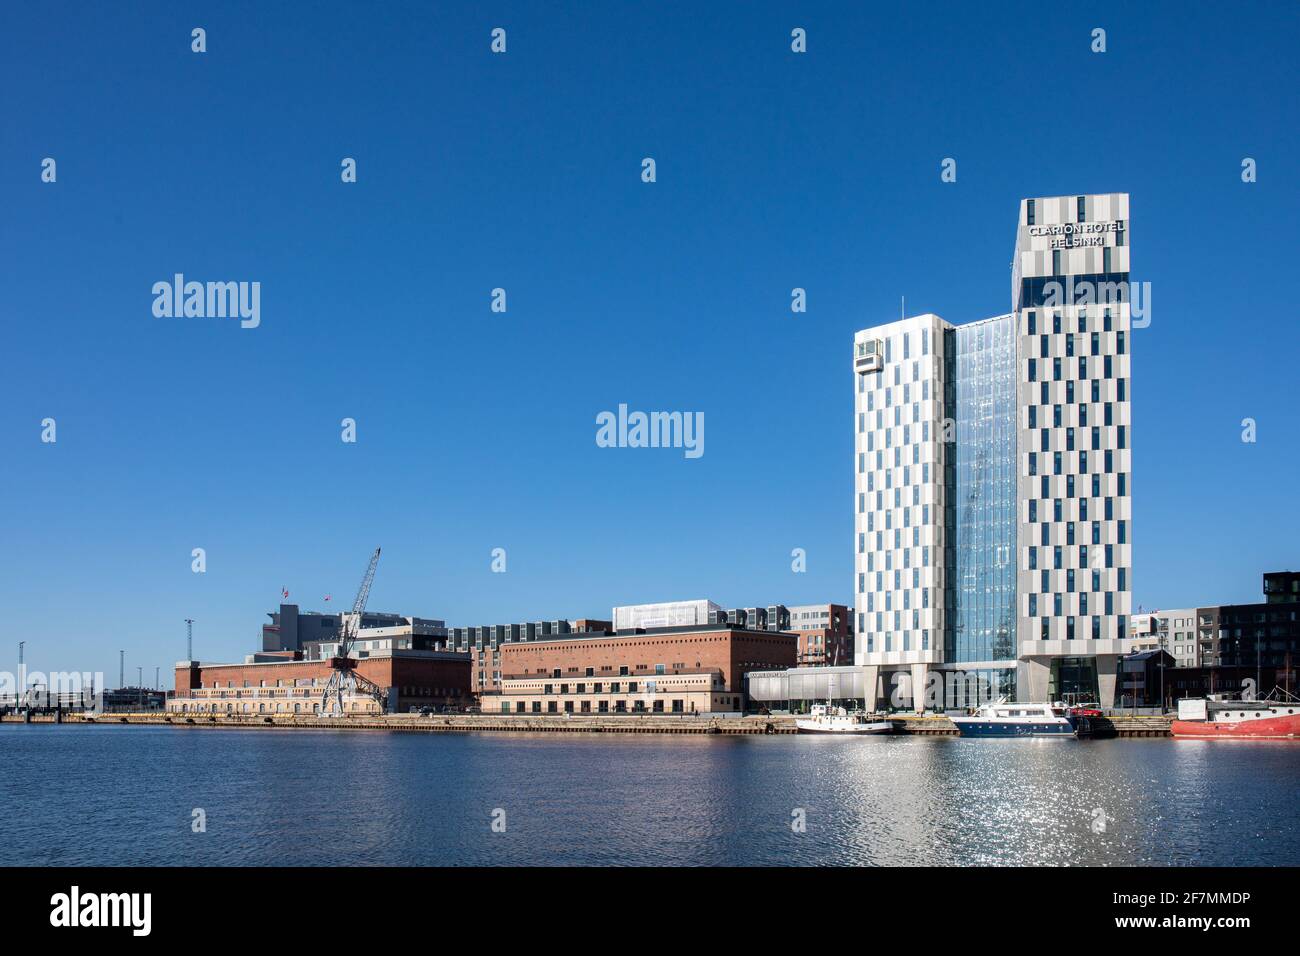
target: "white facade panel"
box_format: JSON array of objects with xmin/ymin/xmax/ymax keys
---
[{"xmin": 612, "ymin": 600, "xmax": 722, "ymax": 631}]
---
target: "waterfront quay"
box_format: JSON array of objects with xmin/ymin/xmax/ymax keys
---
[{"xmin": 0, "ymin": 711, "xmax": 1176, "ymax": 737}]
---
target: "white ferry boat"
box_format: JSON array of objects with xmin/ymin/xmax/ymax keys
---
[
  {"xmin": 949, "ymin": 700, "xmax": 1075, "ymax": 738},
  {"xmin": 795, "ymin": 704, "xmax": 893, "ymax": 735}
]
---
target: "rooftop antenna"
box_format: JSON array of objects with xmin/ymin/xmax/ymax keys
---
[{"xmin": 901, "ymin": 296, "xmax": 905, "ymax": 321}]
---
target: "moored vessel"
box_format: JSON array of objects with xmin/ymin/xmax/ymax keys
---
[
  {"xmin": 950, "ymin": 700, "xmax": 1076, "ymax": 738},
  {"xmin": 795, "ymin": 703, "xmax": 893, "ymax": 735},
  {"xmin": 1170, "ymin": 695, "xmax": 1300, "ymax": 739}
]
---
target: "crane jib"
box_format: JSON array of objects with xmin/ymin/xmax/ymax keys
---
[{"xmin": 320, "ymin": 548, "xmax": 383, "ymax": 717}]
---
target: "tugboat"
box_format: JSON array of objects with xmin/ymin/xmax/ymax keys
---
[
  {"xmin": 1170, "ymin": 692, "xmax": 1300, "ymax": 739},
  {"xmin": 949, "ymin": 699, "xmax": 1076, "ymax": 738},
  {"xmin": 794, "ymin": 669, "xmax": 893, "ymax": 735},
  {"xmin": 795, "ymin": 703, "xmax": 893, "ymax": 735}
]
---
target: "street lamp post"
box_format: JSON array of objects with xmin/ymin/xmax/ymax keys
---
[
  {"xmin": 1257, "ymin": 630, "xmax": 1262, "ymax": 701},
  {"xmin": 1155, "ymin": 630, "xmax": 1167, "ymax": 714}
]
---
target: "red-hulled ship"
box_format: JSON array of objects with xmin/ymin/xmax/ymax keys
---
[{"xmin": 1171, "ymin": 695, "xmax": 1300, "ymax": 739}]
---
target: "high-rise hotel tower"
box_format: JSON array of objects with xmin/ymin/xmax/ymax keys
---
[{"xmin": 853, "ymin": 194, "xmax": 1135, "ymax": 709}]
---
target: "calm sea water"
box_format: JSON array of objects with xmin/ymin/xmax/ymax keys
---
[{"xmin": 1, "ymin": 724, "xmax": 1295, "ymax": 866}]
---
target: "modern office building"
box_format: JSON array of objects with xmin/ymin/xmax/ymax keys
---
[
  {"xmin": 1166, "ymin": 663, "xmax": 1294, "ymax": 702},
  {"xmin": 613, "ymin": 600, "xmax": 721, "ymax": 631},
  {"xmin": 100, "ymin": 687, "xmax": 168, "ymax": 712},
  {"xmin": 853, "ymin": 193, "xmax": 1136, "ymax": 709},
  {"xmin": 261, "ymin": 603, "xmax": 429, "ymax": 654},
  {"xmin": 706, "ymin": 605, "xmax": 793, "ymax": 632},
  {"xmin": 1130, "ymin": 608, "xmax": 1198, "ymax": 666},
  {"xmin": 1196, "ymin": 605, "xmax": 1221, "ymax": 668},
  {"xmin": 745, "ymin": 664, "xmax": 868, "ymax": 714},
  {"xmin": 786, "ymin": 603, "xmax": 854, "ymax": 666},
  {"xmin": 1143, "ymin": 573, "xmax": 1300, "ymax": 703},
  {"xmin": 1210, "ymin": 572, "xmax": 1300, "ymax": 674},
  {"xmin": 306, "ymin": 616, "xmax": 448, "ymax": 661},
  {"xmin": 1170, "ymin": 613, "xmax": 1196, "ymax": 665},
  {"xmin": 1130, "ymin": 572, "xmax": 1299, "ymax": 682},
  {"xmin": 1263, "ymin": 571, "xmax": 1300, "ymax": 604},
  {"xmin": 1116, "ymin": 648, "xmax": 1177, "ymax": 710}
]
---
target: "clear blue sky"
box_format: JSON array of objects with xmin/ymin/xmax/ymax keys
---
[{"xmin": 2, "ymin": 1, "xmax": 1297, "ymax": 684}]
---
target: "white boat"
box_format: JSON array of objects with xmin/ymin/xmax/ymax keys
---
[
  {"xmin": 949, "ymin": 700, "xmax": 1076, "ymax": 738},
  {"xmin": 795, "ymin": 703, "xmax": 893, "ymax": 735}
]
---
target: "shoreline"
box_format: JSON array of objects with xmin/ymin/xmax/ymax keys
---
[{"xmin": 0, "ymin": 712, "xmax": 1176, "ymax": 737}]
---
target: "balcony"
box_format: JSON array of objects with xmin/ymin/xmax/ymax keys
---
[{"xmin": 855, "ymin": 339, "xmax": 883, "ymax": 374}]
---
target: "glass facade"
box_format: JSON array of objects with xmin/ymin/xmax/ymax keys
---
[
  {"xmin": 945, "ymin": 666, "xmax": 1017, "ymax": 706},
  {"xmin": 1049, "ymin": 656, "xmax": 1099, "ymax": 704},
  {"xmin": 1016, "ymin": 272, "xmax": 1132, "ymax": 309},
  {"xmin": 745, "ymin": 667, "xmax": 867, "ymax": 714},
  {"xmin": 948, "ymin": 315, "xmax": 1017, "ymax": 673}
]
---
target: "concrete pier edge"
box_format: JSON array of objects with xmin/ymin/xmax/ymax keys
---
[{"xmin": 0, "ymin": 712, "xmax": 1176, "ymax": 737}]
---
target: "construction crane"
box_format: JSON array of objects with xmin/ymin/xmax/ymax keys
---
[{"xmin": 319, "ymin": 548, "xmax": 386, "ymax": 717}]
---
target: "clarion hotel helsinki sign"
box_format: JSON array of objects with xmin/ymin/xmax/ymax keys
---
[{"xmin": 1029, "ymin": 219, "xmax": 1126, "ymax": 249}]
